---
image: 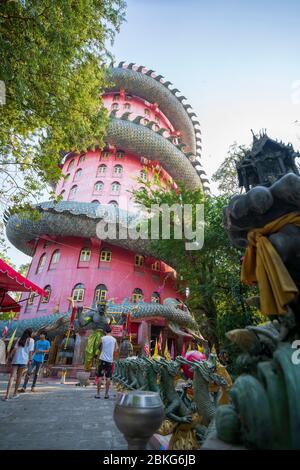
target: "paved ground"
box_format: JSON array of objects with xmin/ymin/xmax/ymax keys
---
[{"xmin": 0, "ymin": 374, "xmax": 127, "ymax": 450}]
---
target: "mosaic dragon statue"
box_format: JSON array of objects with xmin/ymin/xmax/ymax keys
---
[
  {"xmin": 214, "ymin": 134, "xmax": 300, "ymax": 449},
  {"xmin": 2, "ymin": 62, "xmax": 207, "ymax": 339}
]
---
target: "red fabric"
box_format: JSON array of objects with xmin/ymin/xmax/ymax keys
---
[
  {"xmin": 70, "ymin": 306, "xmax": 77, "ymax": 329},
  {"xmin": 0, "ymin": 259, "xmax": 47, "ymax": 296},
  {"xmin": 0, "ymin": 293, "xmax": 20, "ymax": 313}
]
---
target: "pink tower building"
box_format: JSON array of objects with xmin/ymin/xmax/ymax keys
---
[{"xmin": 6, "ymin": 63, "xmax": 208, "ymax": 360}]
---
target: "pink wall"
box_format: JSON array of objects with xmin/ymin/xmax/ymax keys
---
[{"xmin": 20, "ymin": 237, "xmax": 182, "ymax": 319}]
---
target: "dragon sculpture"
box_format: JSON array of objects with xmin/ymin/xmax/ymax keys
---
[{"xmin": 215, "ymin": 133, "xmax": 300, "ymax": 449}]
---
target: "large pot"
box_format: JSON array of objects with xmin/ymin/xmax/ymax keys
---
[{"xmin": 114, "ymin": 391, "xmax": 165, "ymax": 450}]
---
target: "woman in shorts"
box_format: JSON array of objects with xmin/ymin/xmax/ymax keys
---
[{"xmin": 3, "ymin": 328, "xmax": 34, "ymax": 401}]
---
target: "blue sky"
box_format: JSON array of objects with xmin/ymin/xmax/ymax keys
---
[{"xmin": 6, "ymin": 0, "xmax": 300, "ymax": 266}]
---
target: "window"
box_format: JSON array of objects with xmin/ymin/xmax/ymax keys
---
[
  {"xmin": 140, "ymin": 169, "xmax": 147, "ymax": 182},
  {"xmin": 100, "ymin": 250, "xmax": 112, "ymax": 262},
  {"xmin": 59, "ymin": 190, "xmax": 65, "ymax": 198},
  {"xmin": 173, "ymin": 137, "xmax": 179, "ymax": 145},
  {"xmin": 155, "ymin": 115, "xmax": 160, "ymax": 124},
  {"xmin": 79, "ymin": 154, "xmax": 86, "ymax": 164},
  {"xmin": 63, "ymin": 174, "xmax": 70, "ymax": 186},
  {"xmin": 27, "ymin": 292, "xmax": 35, "ymax": 305},
  {"xmin": 49, "ymin": 250, "xmax": 60, "ymax": 270},
  {"xmin": 80, "ymin": 248, "xmax": 91, "ymax": 262},
  {"xmin": 91, "ymin": 200, "xmax": 100, "ymax": 204},
  {"xmin": 113, "ymin": 94, "xmax": 120, "ymax": 101},
  {"xmin": 114, "ymin": 164, "xmax": 123, "ymax": 176},
  {"xmin": 94, "ymin": 181, "xmax": 104, "ymax": 192},
  {"xmin": 124, "ymin": 102, "xmax": 131, "ymax": 110},
  {"xmin": 111, "ymin": 103, "xmax": 119, "ymax": 110},
  {"xmin": 72, "ymin": 283, "xmax": 85, "ymax": 302},
  {"xmin": 36, "ymin": 253, "xmax": 46, "ymax": 274},
  {"xmin": 153, "ymin": 124, "xmax": 159, "ymax": 132},
  {"xmin": 74, "ymin": 168, "xmax": 82, "ymax": 180},
  {"xmin": 152, "ymin": 261, "xmax": 160, "ymax": 271},
  {"xmin": 109, "ymin": 200, "xmax": 118, "ymax": 207},
  {"xmin": 134, "ymin": 254, "xmax": 144, "ymax": 267},
  {"xmin": 68, "ymin": 159, "xmax": 75, "ymax": 171},
  {"xmin": 111, "ymin": 181, "xmax": 120, "ymax": 193},
  {"xmin": 116, "ymin": 150, "xmax": 124, "ymax": 159},
  {"xmin": 132, "ymin": 288, "xmax": 143, "ymax": 303},
  {"xmin": 151, "ymin": 292, "xmax": 160, "ymax": 304},
  {"xmin": 97, "ymin": 164, "xmax": 107, "ymax": 175},
  {"xmin": 125, "ymin": 95, "xmax": 132, "ymax": 101},
  {"xmin": 41, "ymin": 285, "xmax": 51, "ymax": 303},
  {"xmin": 144, "ymin": 108, "xmax": 150, "ymax": 116},
  {"xmin": 101, "ymin": 151, "xmax": 109, "ymax": 159},
  {"xmin": 69, "ymin": 185, "xmax": 78, "ymax": 199},
  {"xmin": 143, "ymin": 118, "xmax": 149, "ymax": 125},
  {"xmin": 94, "ymin": 284, "xmax": 108, "ymax": 303}
]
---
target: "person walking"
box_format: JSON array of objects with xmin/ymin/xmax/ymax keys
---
[
  {"xmin": 95, "ymin": 324, "xmax": 117, "ymax": 399},
  {"xmin": 19, "ymin": 331, "xmax": 50, "ymax": 393},
  {"xmin": 2, "ymin": 328, "xmax": 34, "ymax": 401}
]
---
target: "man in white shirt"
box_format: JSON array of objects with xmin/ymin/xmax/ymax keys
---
[{"xmin": 95, "ymin": 324, "xmax": 117, "ymax": 399}]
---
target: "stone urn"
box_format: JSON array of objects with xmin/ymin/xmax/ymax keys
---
[
  {"xmin": 76, "ymin": 371, "xmax": 90, "ymax": 387},
  {"xmin": 114, "ymin": 391, "xmax": 165, "ymax": 450}
]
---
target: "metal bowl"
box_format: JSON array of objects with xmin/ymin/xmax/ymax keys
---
[{"xmin": 114, "ymin": 391, "xmax": 165, "ymax": 449}]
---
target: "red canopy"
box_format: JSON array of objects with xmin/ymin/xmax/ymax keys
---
[
  {"xmin": 0, "ymin": 293, "xmax": 20, "ymax": 313},
  {"xmin": 0, "ymin": 259, "xmax": 47, "ymax": 296}
]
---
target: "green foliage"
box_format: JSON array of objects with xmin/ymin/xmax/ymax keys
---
[
  {"xmin": 0, "ymin": 0, "xmax": 126, "ymax": 220},
  {"xmin": 0, "ymin": 311, "xmax": 17, "ymax": 321},
  {"xmin": 133, "ymin": 178, "xmax": 262, "ymax": 353},
  {"xmin": 211, "ymin": 142, "xmax": 250, "ymax": 196}
]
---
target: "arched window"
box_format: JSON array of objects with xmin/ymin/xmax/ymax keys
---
[
  {"xmin": 143, "ymin": 118, "xmax": 149, "ymax": 125},
  {"xmin": 113, "ymin": 94, "xmax": 120, "ymax": 101},
  {"xmin": 125, "ymin": 95, "xmax": 132, "ymax": 101},
  {"xmin": 151, "ymin": 292, "xmax": 161, "ymax": 304},
  {"xmin": 63, "ymin": 174, "xmax": 70, "ymax": 186},
  {"xmin": 27, "ymin": 292, "xmax": 35, "ymax": 305},
  {"xmin": 94, "ymin": 181, "xmax": 104, "ymax": 192},
  {"xmin": 49, "ymin": 250, "xmax": 60, "ymax": 270},
  {"xmin": 151, "ymin": 261, "xmax": 160, "ymax": 271},
  {"xmin": 97, "ymin": 164, "xmax": 107, "ymax": 176},
  {"xmin": 144, "ymin": 108, "xmax": 150, "ymax": 116},
  {"xmin": 72, "ymin": 283, "xmax": 85, "ymax": 302},
  {"xmin": 101, "ymin": 151, "xmax": 109, "ymax": 159},
  {"xmin": 91, "ymin": 200, "xmax": 100, "ymax": 204},
  {"xmin": 116, "ymin": 150, "xmax": 124, "ymax": 159},
  {"xmin": 68, "ymin": 159, "xmax": 75, "ymax": 171},
  {"xmin": 94, "ymin": 284, "xmax": 108, "ymax": 303},
  {"xmin": 80, "ymin": 247, "xmax": 91, "ymax": 262},
  {"xmin": 111, "ymin": 181, "xmax": 120, "ymax": 193},
  {"xmin": 36, "ymin": 253, "xmax": 46, "ymax": 274},
  {"xmin": 111, "ymin": 103, "xmax": 119, "ymax": 110},
  {"xmin": 100, "ymin": 249, "xmax": 112, "ymax": 262},
  {"xmin": 155, "ymin": 115, "xmax": 160, "ymax": 124},
  {"xmin": 132, "ymin": 288, "xmax": 143, "ymax": 303},
  {"xmin": 74, "ymin": 168, "xmax": 82, "ymax": 180},
  {"xmin": 109, "ymin": 200, "xmax": 118, "ymax": 207},
  {"xmin": 153, "ymin": 124, "xmax": 159, "ymax": 132},
  {"xmin": 79, "ymin": 154, "xmax": 86, "ymax": 164},
  {"xmin": 41, "ymin": 285, "xmax": 51, "ymax": 304},
  {"xmin": 124, "ymin": 102, "xmax": 131, "ymax": 110},
  {"xmin": 134, "ymin": 254, "xmax": 144, "ymax": 267},
  {"xmin": 140, "ymin": 169, "xmax": 147, "ymax": 182},
  {"xmin": 69, "ymin": 185, "xmax": 78, "ymax": 200},
  {"xmin": 114, "ymin": 164, "xmax": 123, "ymax": 176}
]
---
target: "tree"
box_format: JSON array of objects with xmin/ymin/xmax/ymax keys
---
[
  {"xmin": 211, "ymin": 142, "xmax": 249, "ymax": 195},
  {"xmin": 0, "ymin": 0, "xmax": 126, "ymax": 215},
  {"xmin": 133, "ymin": 179, "xmax": 262, "ymax": 355}
]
